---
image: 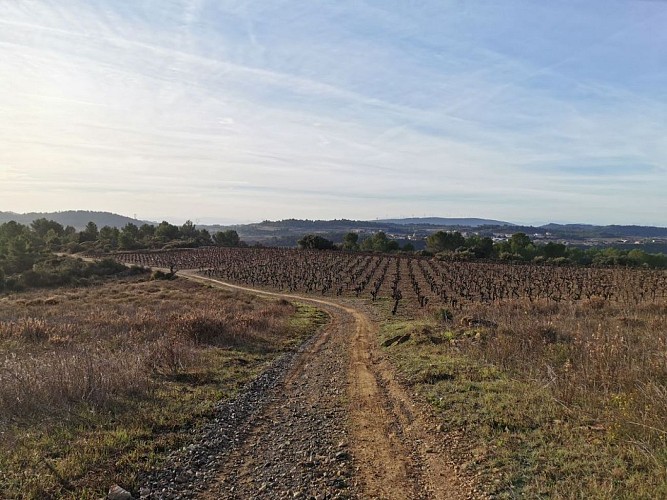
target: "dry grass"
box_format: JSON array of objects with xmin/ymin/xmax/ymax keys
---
[
  {"xmin": 379, "ymin": 295, "xmax": 667, "ymax": 498},
  {"xmin": 0, "ymin": 279, "xmax": 293, "ymax": 421},
  {"xmin": 0, "ymin": 276, "xmax": 325, "ymax": 498},
  {"xmin": 461, "ymin": 299, "xmax": 667, "ymax": 445}
]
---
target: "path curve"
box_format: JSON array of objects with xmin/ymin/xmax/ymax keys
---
[{"xmin": 180, "ymin": 271, "xmax": 477, "ymax": 499}]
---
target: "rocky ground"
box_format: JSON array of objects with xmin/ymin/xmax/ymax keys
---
[
  {"xmin": 138, "ymin": 308, "xmax": 354, "ymax": 499},
  {"xmin": 136, "ymin": 275, "xmax": 479, "ymax": 500}
]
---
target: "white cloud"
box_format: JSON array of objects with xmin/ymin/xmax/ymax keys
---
[{"xmin": 0, "ymin": 0, "xmax": 666, "ymax": 225}]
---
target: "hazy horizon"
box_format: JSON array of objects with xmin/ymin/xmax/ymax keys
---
[
  {"xmin": 6, "ymin": 208, "xmax": 667, "ymax": 230},
  {"xmin": 1, "ymin": 1, "xmax": 666, "ymax": 226}
]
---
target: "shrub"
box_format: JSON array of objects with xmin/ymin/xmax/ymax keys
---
[
  {"xmin": 151, "ymin": 270, "xmax": 172, "ymax": 280},
  {"xmin": 436, "ymin": 308, "xmax": 454, "ymax": 322}
]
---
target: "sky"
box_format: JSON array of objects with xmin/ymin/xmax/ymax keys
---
[{"xmin": 1, "ymin": 1, "xmax": 666, "ymax": 226}]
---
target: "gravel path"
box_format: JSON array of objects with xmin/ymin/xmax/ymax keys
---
[
  {"xmin": 200, "ymin": 305, "xmax": 356, "ymax": 499},
  {"xmin": 139, "ymin": 283, "xmax": 357, "ymax": 500},
  {"xmin": 138, "ymin": 274, "xmax": 479, "ymax": 500}
]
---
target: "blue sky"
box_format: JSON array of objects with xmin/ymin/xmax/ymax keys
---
[{"xmin": 1, "ymin": 0, "xmax": 665, "ymax": 225}]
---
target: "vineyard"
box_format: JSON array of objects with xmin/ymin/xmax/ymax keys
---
[
  {"xmin": 73, "ymin": 246, "xmax": 667, "ymax": 496},
  {"xmin": 111, "ymin": 247, "xmax": 667, "ymax": 313}
]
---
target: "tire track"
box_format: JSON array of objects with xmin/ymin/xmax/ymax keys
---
[{"xmin": 164, "ymin": 272, "xmax": 477, "ymax": 499}]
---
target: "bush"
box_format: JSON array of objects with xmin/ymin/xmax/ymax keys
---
[
  {"xmin": 162, "ymin": 239, "xmax": 199, "ymax": 250},
  {"xmin": 298, "ymin": 234, "xmax": 335, "ymax": 250},
  {"xmin": 453, "ymin": 249, "xmax": 475, "ymax": 261},
  {"xmin": 3, "ymin": 256, "xmax": 129, "ymax": 291},
  {"xmin": 151, "ymin": 270, "xmax": 174, "ymax": 280},
  {"xmin": 3, "ymin": 276, "xmax": 22, "ymax": 291},
  {"xmin": 126, "ymin": 265, "xmax": 149, "ymax": 276},
  {"xmin": 19, "ymin": 270, "xmax": 44, "ymax": 288},
  {"xmin": 88, "ymin": 258, "xmax": 127, "ymax": 276},
  {"xmin": 436, "ymin": 308, "xmax": 454, "ymax": 322},
  {"xmin": 499, "ymin": 251, "xmax": 524, "ymax": 261}
]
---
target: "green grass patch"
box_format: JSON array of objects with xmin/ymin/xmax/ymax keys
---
[
  {"xmin": 379, "ymin": 318, "xmax": 667, "ymax": 499},
  {"xmin": 284, "ymin": 302, "xmax": 330, "ymax": 348}
]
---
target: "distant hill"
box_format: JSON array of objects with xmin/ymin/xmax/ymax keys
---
[
  {"xmin": 199, "ymin": 218, "xmax": 516, "ymax": 247},
  {"xmin": 199, "ymin": 218, "xmax": 667, "ymax": 247},
  {"xmin": 3, "ymin": 212, "xmax": 666, "ymax": 245},
  {"xmin": 0, "ymin": 211, "xmax": 154, "ymax": 230},
  {"xmin": 538, "ymin": 223, "xmax": 667, "ymax": 239},
  {"xmin": 375, "ymin": 217, "xmax": 514, "ymax": 227},
  {"xmin": 200, "ymin": 219, "xmax": 392, "ymax": 245}
]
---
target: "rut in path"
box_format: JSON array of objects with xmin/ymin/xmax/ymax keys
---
[{"xmin": 158, "ymin": 273, "xmax": 478, "ymax": 499}]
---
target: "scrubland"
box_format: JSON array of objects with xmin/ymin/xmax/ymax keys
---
[
  {"xmin": 111, "ymin": 246, "xmax": 667, "ymax": 498},
  {"xmin": 0, "ymin": 276, "xmax": 325, "ymax": 498},
  {"xmin": 380, "ymin": 296, "xmax": 667, "ymax": 498}
]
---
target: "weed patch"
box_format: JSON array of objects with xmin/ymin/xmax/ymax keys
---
[
  {"xmin": 378, "ymin": 298, "xmax": 667, "ymax": 498},
  {"xmin": 0, "ymin": 277, "xmax": 327, "ymax": 498}
]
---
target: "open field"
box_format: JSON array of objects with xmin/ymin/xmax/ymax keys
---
[
  {"xmin": 378, "ymin": 297, "xmax": 667, "ymax": 498},
  {"xmin": 110, "ymin": 247, "xmax": 667, "ymax": 497},
  {"xmin": 0, "ymin": 275, "xmax": 326, "ymax": 499},
  {"xmin": 2, "ymin": 246, "xmax": 666, "ymax": 498}
]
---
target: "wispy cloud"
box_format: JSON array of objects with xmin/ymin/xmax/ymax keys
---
[{"xmin": 0, "ymin": 0, "xmax": 666, "ymax": 225}]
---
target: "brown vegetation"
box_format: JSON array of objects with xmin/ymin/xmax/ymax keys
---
[
  {"xmin": 0, "ymin": 276, "xmax": 320, "ymax": 498},
  {"xmin": 63, "ymin": 247, "xmax": 667, "ymax": 496},
  {"xmin": 465, "ymin": 298, "xmax": 667, "ymax": 446},
  {"xmin": 381, "ymin": 294, "xmax": 667, "ymax": 498}
]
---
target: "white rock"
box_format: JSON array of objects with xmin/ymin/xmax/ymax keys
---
[{"xmin": 108, "ymin": 484, "xmax": 133, "ymax": 500}]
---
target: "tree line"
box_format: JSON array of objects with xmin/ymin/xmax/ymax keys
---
[
  {"xmin": 299, "ymin": 231, "xmax": 414, "ymax": 252},
  {"xmin": 77, "ymin": 220, "xmax": 243, "ymax": 251},
  {"xmin": 298, "ymin": 230, "xmax": 667, "ymax": 269},
  {"xmin": 2, "ymin": 217, "xmax": 665, "ymax": 294},
  {"xmin": 489, "ymin": 232, "xmax": 667, "ymax": 268},
  {"xmin": 0, "ymin": 218, "xmax": 244, "ymax": 291}
]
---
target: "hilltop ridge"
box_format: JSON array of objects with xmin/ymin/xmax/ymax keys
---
[{"xmin": 0, "ymin": 211, "xmax": 154, "ymax": 230}]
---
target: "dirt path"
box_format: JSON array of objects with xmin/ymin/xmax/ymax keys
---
[{"xmin": 177, "ymin": 272, "xmax": 477, "ymax": 499}]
